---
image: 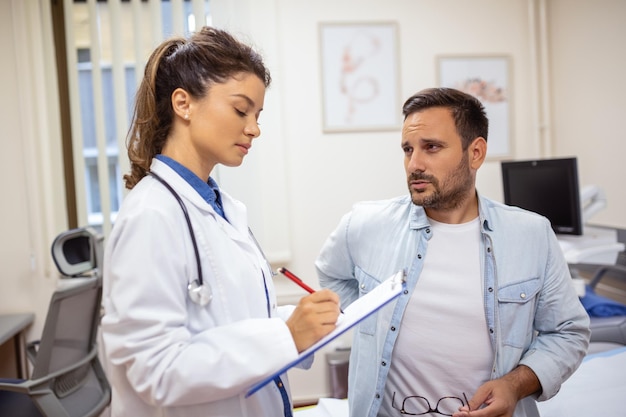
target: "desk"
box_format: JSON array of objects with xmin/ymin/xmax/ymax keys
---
[
  {"xmin": 558, "ymin": 225, "xmax": 625, "ymax": 265},
  {"xmin": 0, "ymin": 313, "xmax": 34, "ymax": 379}
]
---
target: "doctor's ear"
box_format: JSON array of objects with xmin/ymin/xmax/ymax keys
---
[{"xmin": 172, "ymin": 88, "xmax": 192, "ymax": 121}]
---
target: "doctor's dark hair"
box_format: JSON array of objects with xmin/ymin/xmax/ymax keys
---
[
  {"xmin": 402, "ymin": 87, "xmax": 488, "ymax": 150},
  {"xmin": 123, "ymin": 26, "xmax": 272, "ymax": 189}
]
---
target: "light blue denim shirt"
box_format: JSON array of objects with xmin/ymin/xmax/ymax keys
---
[{"xmin": 316, "ymin": 193, "xmax": 590, "ymax": 417}]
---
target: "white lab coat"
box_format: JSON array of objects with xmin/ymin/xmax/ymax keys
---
[{"xmin": 101, "ymin": 159, "xmax": 301, "ymax": 417}]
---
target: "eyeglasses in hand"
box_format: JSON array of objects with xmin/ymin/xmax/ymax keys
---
[{"xmin": 391, "ymin": 391, "xmax": 471, "ymax": 416}]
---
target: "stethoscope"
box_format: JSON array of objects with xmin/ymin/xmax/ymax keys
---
[{"xmin": 150, "ymin": 171, "xmax": 275, "ymax": 306}]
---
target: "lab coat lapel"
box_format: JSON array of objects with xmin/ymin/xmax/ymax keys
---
[{"xmin": 150, "ymin": 159, "xmax": 258, "ymax": 261}]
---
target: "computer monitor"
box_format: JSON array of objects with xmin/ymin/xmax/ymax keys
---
[{"xmin": 501, "ymin": 157, "xmax": 583, "ymax": 236}]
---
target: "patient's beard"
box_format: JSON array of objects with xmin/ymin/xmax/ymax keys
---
[{"xmin": 408, "ymin": 153, "xmax": 473, "ymax": 211}]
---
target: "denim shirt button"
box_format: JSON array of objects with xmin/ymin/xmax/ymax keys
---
[
  {"xmin": 391, "ymin": 326, "xmax": 396, "ymax": 331},
  {"xmin": 489, "ymin": 328, "xmax": 494, "ymax": 333},
  {"xmin": 381, "ymin": 361, "xmax": 387, "ymax": 366},
  {"xmin": 520, "ymin": 292, "xmax": 526, "ymax": 299},
  {"xmin": 375, "ymin": 394, "xmax": 380, "ymax": 399},
  {"xmin": 488, "ymin": 287, "xmax": 493, "ymax": 292},
  {"xmin": 417, "ymin": 253, "xmax": 422, "ymax": 259},
  {"xmin": 360, "ymin": 283, "xmax": 366, "ymax": 289}
]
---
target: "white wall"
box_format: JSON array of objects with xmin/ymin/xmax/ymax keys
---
[
  {"xmin": 2, "ymin": 0, "xmax": 625, "ymax": 405},
  {"xmin": 548, "ymin": 0, "xmax": 626, "ymax": 229}
]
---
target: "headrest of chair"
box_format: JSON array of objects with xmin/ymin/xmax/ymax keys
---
[{"xmin": 51, "ymin": 227, "xmax": 102, "ymax": 277}]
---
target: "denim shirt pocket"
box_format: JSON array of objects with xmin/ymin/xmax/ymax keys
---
[
  {"xmin": 497, "ymin": 277, "xmax": 541, "ymax": 348},
  {"xmin": 354, "ymin": 267, "xmax": 383, "ymax": 336}
]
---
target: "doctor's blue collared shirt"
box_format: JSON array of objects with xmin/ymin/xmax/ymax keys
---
[
  {"xmin": 155, "ymin": 154, "xmax": 226, "ymax": 220},
  {"xmin": 315, "ymin": 193, "xmax": 590, "ymax": 417}
]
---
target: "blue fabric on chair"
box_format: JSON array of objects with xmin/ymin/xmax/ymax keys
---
[
  {"xmin": 0, "ymin": 379, "xmax": 44, "ymax": 417},
  {"xmin": 581, "ymin": 285, "xmax": 626, "ymax": 317}
]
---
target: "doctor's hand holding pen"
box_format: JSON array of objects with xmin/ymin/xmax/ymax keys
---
[{"xmin": 281, "ymin": 267, "xmax": 342, "ymax": 353}]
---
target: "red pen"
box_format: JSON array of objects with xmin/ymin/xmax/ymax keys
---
[
  {"xmin": 278, "ymin": 267, "xmax": 316, "ymax": 293},
  {"xmin": 278, "ymin": 267, "xmax": 344, "ymax": 313}
]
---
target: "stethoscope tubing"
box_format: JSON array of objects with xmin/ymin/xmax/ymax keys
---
[
  {"xmin": 150, "ymin": 171, "xmax": 204, "ymax": 287},
  {"xmin": 149, "ymin": 170, "xmax": 273, "ymax": 308}
]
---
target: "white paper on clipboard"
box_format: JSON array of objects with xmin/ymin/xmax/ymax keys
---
[{"xmin": 246, "ymin": 270, "xmax": 406, "ymax": 398}]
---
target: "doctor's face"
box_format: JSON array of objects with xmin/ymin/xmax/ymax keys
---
[{"xmin": 188, "ymin": 72, "xmax": 266, "ymax": 172}]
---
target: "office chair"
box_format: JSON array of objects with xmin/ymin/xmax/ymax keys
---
[
  {"xmin": 586, "ymin": 264, "xmax": 626, "ymax": 354},
  {"xmin": 0, "ymin": 228, "xmax": 111, "ymax": 417}
]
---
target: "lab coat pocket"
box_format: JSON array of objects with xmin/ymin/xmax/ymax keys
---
[
  {"xmin": 497, "ymin": 277, "xmax": 541, "ymax": 348},
  {"xmin": 354, "ymin": 267, "xmax": 382, "ymax": 336}
]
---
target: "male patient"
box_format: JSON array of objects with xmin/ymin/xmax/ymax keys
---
[{"xmin": 316, "ymin": 87, "xmax": 590, "ymax": 417}]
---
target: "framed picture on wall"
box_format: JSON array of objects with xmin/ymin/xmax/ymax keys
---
[
  {"xmin": 437, "ymin": 55, "xmax": 512, "ymax": 159},
  {"xmin": 319, "ymin": 22, "xmax": 401, "ymax": 133}
]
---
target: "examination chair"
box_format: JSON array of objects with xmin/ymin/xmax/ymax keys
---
[
  {"xmin": 586, "ymin": 263, "xmax": 626, "ymax": 353},
  {"xmin": 0, "ymin": 227, "xmax": 111, "ymax": 417}
]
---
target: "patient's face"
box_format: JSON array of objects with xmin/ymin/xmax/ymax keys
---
[{"xmin": 401, "ymin": 107, "xmax": 474, "ymax": 213}]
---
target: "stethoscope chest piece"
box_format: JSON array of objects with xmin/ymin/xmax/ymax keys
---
[{"xmin": 188, "ymin": 279, "xmax": 212, "ymax": 306}]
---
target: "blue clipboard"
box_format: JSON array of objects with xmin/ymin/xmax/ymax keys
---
[{"xmin": 245, "ymin": 270, "xmax": 406, "ymax": 398}]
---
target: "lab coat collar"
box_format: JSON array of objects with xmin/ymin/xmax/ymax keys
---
[{"xmin": 148, "ymin": 159, "xmax": 250, "ymax": 238}]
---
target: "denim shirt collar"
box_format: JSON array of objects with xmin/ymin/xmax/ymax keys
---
[
  {"xmin": 154, "ymin": 155, "xmax": 224, "ymax": 217},
  {"xmin": 409, "ymin": 201, "xmax": 432, "ymax": 230},
  {"xmin": 476, "ymin": 191, "xmax": 495, "ymax": 233}
]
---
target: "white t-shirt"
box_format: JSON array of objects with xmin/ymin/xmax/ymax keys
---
[{"xmin": 379, "ymin": 217, "xmax": 493, "ymax": 416}]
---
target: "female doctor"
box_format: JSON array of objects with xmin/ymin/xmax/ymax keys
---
[{"xmin": 100, "ymin": 27, "xmax": 341, "ymax": 417}]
